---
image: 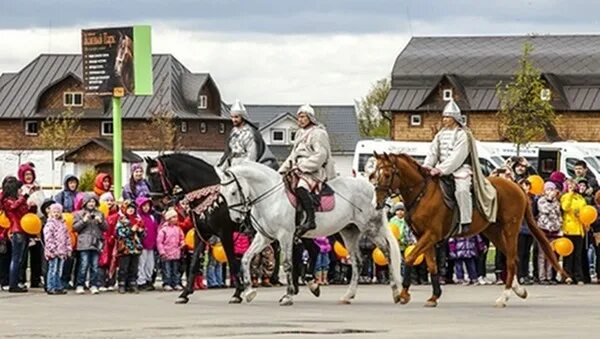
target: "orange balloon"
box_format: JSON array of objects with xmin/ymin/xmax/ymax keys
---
[
  {"xmin": 185, "ymin": 229, "xmax": 196, "ymax": 250},
  {"xmin": 553, "ymin": 237, "xmax": 574, "ymax": 257},
  {"xmin": 62, "ymin": 213, "xmax": 74, "ymax": 232},
  {"xmin": 333, "ymin": 241, "xmax": 348, "ymax": 258},
  {"xmin": 388, "ymin": 223, "xmax": 400, "ymax": 239},
  {"xmin": 579, "ymin": 205, "xmax": 598, "ymax": 225},
  {"xmin": 20, "ymin": 213, "xmax": 42, "ymax": 235},
  {"xmin": 69, "ymin": 232, "xmax": 78, "ymax": 248},
  {"xmin": 404, "ymin": 245, "xmax": 424, "ymax": 265},
  {"xmin": 372, "ymin": 247, "xmax": 389, "ymax": 266},
  {"xmin": 0, "ymin": 212, "xmax": 9, "ymax": 229},
  {"xmin": 528, "ymin": 175, "xmax": 544, "ymax": 195},
  {"xmin": 212, "ymin": 243, "xmax": 228, "ymax": 263}
]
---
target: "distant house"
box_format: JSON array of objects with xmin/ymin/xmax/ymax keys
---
[
  {"xmin": 381, "ymin": 35, "xmax": 600, "ymax": 142},
  {"xmin": 245, "ymin": 105, "xmax": 360, "ymax": 176},
  {"xmin": 0, "ymin": 53, "xmax": 230, "ymax": 185}
]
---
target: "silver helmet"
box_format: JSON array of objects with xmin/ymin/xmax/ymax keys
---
[
  {"xmin": 230, "ymin": 99, "xmax": 249, "ymax": 121},
  {"xmin": 297, "ymin": 104, "xmax": 318, "ymax": 125},
  {"xmin": 442, "ymin": 100, "xmax": 463, "ymax": 126}
]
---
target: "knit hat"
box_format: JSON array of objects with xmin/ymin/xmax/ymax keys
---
[
  {"xmin": 49, "ymin": 203, "xmax": 63, "ymax": 214},
  {"xmin": 543, "ymin": 182, "xmax": 557, "ymax": 191},
  {"xmin": 576, "ymin": 177, "xmax": 589, "ymax": 185},
  {"xmin": 164, "ymin": 208, "xmax": 178, "ymax": 220},
  {"xmin": 131, "ymin": 163, "xmax": 143, "ymax": 173},
  {"xmin": 549, "ymin": 171, "xmax": 566, "ymax": 184},
  {"xmin": 393, "ymin": 202, "xmax": 405, "ymax": 212},
  {"xmin": 99, "ymin": 192, "xmax": 114, "ymax": 202}
]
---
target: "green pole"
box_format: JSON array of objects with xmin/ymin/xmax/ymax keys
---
[{"xmin": 112, "ymin": 96, "xmax": 123, "ymax": 200}]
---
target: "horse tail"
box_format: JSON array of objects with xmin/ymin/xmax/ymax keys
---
[
  {"xmin": 524, "ymin": 200, "xmax": 570, "ymax": 279},
  {"xmin": 381, "ymin": 216, "xmax": 403, "ymax": 287}
]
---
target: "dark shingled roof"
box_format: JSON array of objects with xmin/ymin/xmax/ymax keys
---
[
  {"xmin": 244, "ymin": 105, "xmax": 359, "ymax": 153},
  {"xmin": 384, "ymin": 35, "xmax": 600, "ymax": 112},
  {"xmin": 0, "ymin": 54, "xmax": 228, "ymax": 120},
  {"xmin": 56, "ymin": 137, "xmax": 143, "ymax": 162}
]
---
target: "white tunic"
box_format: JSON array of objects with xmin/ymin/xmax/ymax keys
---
[{"xmin": 423, "ymin": 127, "xmax": 471, "ymax": 178}]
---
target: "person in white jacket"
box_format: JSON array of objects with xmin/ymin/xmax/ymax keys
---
[
  {"xmin": 278, "ymin": 104, "xmax": 336, "ymax": 236},
  {"xmin": 423, "ymin": 100, "xmax": 473, "ymax": 233}
]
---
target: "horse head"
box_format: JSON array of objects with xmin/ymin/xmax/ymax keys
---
[
  {"xmin": 371, "ymin": 152, "xmax": 429, "ymax": 209},
  {"xmin": 219, "ymin": 169, "xmax": 249, "ymax": 224},
  {"xmin": 115, "ymin": 32, "xmax": 132, "ymax": 76}
]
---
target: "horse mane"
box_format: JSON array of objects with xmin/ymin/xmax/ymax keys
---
[
  {"xmin": 159, "ymin": 153, "xmax": 214, "ymax": 172},
  {"xmin": 391, "ymin": 153, "xmax": 430, "ymax": 178}
]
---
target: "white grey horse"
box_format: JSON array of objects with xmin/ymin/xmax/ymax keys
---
[{"xmin": 218, "ymin": 160, "xmax": 403, "ymax": 306}]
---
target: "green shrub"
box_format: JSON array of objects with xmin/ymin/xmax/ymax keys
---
[{"xmin": 78, "ymin": 167, "xmax": 97, "ymax": 192}]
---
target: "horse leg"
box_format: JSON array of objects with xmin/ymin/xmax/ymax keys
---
[
  {"xmin": 301, "ymin": 238, "xmax": 321, "ymax": 298},
  {"xmin": 220, "ymin": 225, "xmax": 243, "ymax": 304},
  {"xmin": 278, "ymin": 236, "xmax": 296, "ymax": 306},
  {"xmin": 405, "ymin": 232, "xmax": 436, "ymax": 266},
  {"xmin": 483, "ymin": 227, "xmax": 518, "ymax": 308},
  {"xmin": 424, "ymin": 246, "xmax": 442, "ymax": 308},
  {"xmin": 176, "ymin": 233, "xmax": 205, "ymax": 304},
  {"xmin": 373, "ymin": 222, "xmax": 403, "ymax": 304},
  {"xmin": 339, "ymin": 227, "xmax": 362, "ymax": 304},
  {"xmin": 291, "ymin": 241, "xmax": 303, "ymax": 295},
  {"xmin": 240, "ymin": 233, "xmax": 270, "ymax": 303}
]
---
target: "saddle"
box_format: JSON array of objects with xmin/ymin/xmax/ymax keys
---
[
  {"xmin": 285, "ymin": 182, "xmax": 336, "ymax": 212},
  {"xmin": 439, "ymin": 176, "xmax": 476, "ymax": 237}
]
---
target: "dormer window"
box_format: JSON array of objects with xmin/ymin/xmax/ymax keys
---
[
  {"xmin": 64, "ymin": 92, "xmax": 83, "ymax": 107},
  {"xmin": 271, "ymin": 129, "xmax": 286, "ymax": 144},
  {"xmin": 442, "ymin": 89, "xmax": 453, "ymax": 101},
  {"xmin": 198, "ymin": 95, "xmax": 208, "ymax": 109}
]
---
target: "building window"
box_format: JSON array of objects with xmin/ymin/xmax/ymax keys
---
[
  {"xmin": 442, "ymin": 89, "xmax": 453, "ymax": 101},
  {"xmin": 289, "ymin": 129, "xmax": 297, "ymax": 142},
  {"xmin": 25, "ymin": 121, "xmax": 38, "ymax": 136},
  {"xmin": 200, "ymin": 122, "xmax": 207, "ymax": 134},
  {"xmin": 219, "ymin": 122, "xmax": 226, "ymax": 134},
  {"xmin": 271, "ymin": 129, "xmax": 286, "ymax": 144},
  {"xmin": 101, "ymin": 121, "xmax": 113, "ymax": 136},
  {"xmin": 410, "ymin": 114, "xmax": 422, "ymax": 127},
  {"xmin": 198, "ymin": 95, "xmax": 208, "ymax": 109},
  {"xmin": 181, "ymin": 121, "xmax": 188, "ymax": 133},
  {"xmin": 64, "ymin": 92, "xmax": 83, "ymax": 107}
]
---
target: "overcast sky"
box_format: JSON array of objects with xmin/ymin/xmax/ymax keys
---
[{"xmin": 1, "ymin": 0, "xmax": 599, "ymax": 104}]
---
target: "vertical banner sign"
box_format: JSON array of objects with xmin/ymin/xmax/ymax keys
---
[{"xmin": 82, "ymin": 25, "xmax": 152, "ymax": 199}]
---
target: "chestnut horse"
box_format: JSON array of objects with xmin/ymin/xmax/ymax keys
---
[{"xmin": 371, "ymin": 153, "xmax": 569, "ymax": 307}]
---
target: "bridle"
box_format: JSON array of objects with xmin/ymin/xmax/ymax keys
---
[
  {"xmin": 373, "ymin": 159, "xmax": 430, "ymax": 215},
  {"xmin": 149, "ymin": 159, "xmax": 174, "ymax": 198},
  {"xmin": 220, "ymin": 170, "xmax": 249, "ymax": 215}
]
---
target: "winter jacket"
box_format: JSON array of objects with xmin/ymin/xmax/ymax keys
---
[
  {"xmin": 157, "ymin": 222, "xmax": 184, "ymax": 260},
  {"xmin": 43, "ymin": 218, "xmax": 72, "ymax": 259},
  {"xmin": 389, "ymin": 216, "xmax": 415, "ymax": 250},
  {"xmin": 537, "ymin": 196, "xmax": 563, "ymax": 234},
  {"xmin": 123, "ymin": 179, "xmax": 151, "ymax": 201},
  {"xmin": 53, "ymin": 175, "xmax": 79, "ymax": 212},
  {"xmin": 136, "ymin": 196, "xmax": 160, "ymax": 250},
  {"xmin": 1, "ymin": 195, "xmax": 29, "ymax": 234},
  {"xmin": 73, "ymin": 194, "xmax": 108, "ymax": 251},
  {"xmin": 314, "ymin": 237, "xmax": 331, "ymax": 254},
  {"xmin": 448, "ymin": 235, "xmax": 485, "ymax": 260},
  {"xmin": 560, "ymin": 192, "xmax": 587, "ymax": 237},
  {"xmin": 93, "ymin": 173, "xmax": 112, "ymax": 197},
  {"xmin": 116, "ymin": 218, "xmax": 145, "ymax": 256},
  {"xmin": 99, "ymin": 209, "xmax": 119, "ymax": 267}
]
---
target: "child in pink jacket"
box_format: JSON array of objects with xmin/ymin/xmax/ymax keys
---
[
  {"xmin": 43, "ymin": 204, "xmax": 72, "ymax": 295},
  {"xmin": 157, "ymin": 209, "xmax": 185, "ymax": 291}
]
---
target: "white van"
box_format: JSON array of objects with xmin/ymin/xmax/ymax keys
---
[
  {"xmin": 479, "ymin": 142, "xmax": 540, "ymax": 169},
  {"xmin": 352, "ymin": 139, "xmax": 503, "ymax": 177},
  {"xmin": 527, "ymin": 142, "xmax": 600, "ymax": 180}
]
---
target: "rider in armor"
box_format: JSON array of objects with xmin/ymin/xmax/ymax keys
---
[
  {"xmin": 278, "ymin": 104, "xmax": 336, "ymax": 236},
  {"xmin": 423, "ymin": 100, "xmax": 473, "ymax": 233},
  {"xmin": 218, "ymin": 99, "xmax": 278, "ymax": 170}
]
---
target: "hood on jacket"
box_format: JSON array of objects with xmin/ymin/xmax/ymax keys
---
[
  {"xmin": 63, "ymin": 174, "xmax": 79, "ymax": 191},
  {"xmin": 94, "ymin": 173, "xmax": 112, "ymax": 191},
  {"xmin": 135, "ymin": 196, "xmax": 152, "ymax": 213},
  {"xmin": 82, "ymin": 193, "xmax": 99, "ymax": 209},
  {"xmin": 1, "ymin": 176, "xmax": 23, "ymax": 198},
  {"xmin": 18, "ymin": 163, "xmax": 36, "ymax": 184}
]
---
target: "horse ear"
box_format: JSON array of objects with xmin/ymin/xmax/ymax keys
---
[
  {"xmin": 383, "ymin": 152, "xmax": 391, "ymax": 161},
  {"xmin": 373, "ymin": 151, "xmax": 379, "ymax": 159},
  {"xmin": 144, "ymin": 156, "xmax": 154, "ymax": 164}
]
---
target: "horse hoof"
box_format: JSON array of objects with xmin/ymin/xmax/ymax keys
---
[
  {"xmin": 243, "ymin": 289, "xmax": 257, "ymax": 303},
  {"xmin": 495, "ymin": 299, "xmax": 507, "ymax": 308},
  {"xmin": 513, "ymin": 288, "xmax": 528, "ymax": 299},
  {"xmin": 399, "ymin": 293, "xmax": 411, "ymax": 305},
  {"xmin": 279, "ymin": 295, "xmax": 294, "ymax": 306},
  {"xmin": 309, "ymin": 283, "xmax": 321, "ymax": 298},
  {"xmin": 394, "ymin": 294, "xmax": 402, "ymax": 304},
  {"xmin": 424, "ymin": 299, "xmax": 438, "ymax": 308},
  {"xmin": 175, "ymin": 297, "xmax": 189, "ymax": 304},
  {"xmin": 338, "ymin": 299, "xmax": 351, "ymax": 305},
  {"xmin": 228, "ymin": 296, "xmax": 243, "ymax": 304}
]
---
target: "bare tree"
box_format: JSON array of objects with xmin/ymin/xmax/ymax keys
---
[
  {"xmin": 148, "ymin": 110, "xmax": 181, "ymax": 154},
  {"xmin": 38, "ymin": 109, "xmax": 82, "ymax": 188}
]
